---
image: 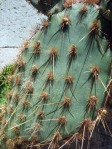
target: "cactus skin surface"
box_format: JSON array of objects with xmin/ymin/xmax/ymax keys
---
[{"xmin": 1, "ymin": 1, "xmax": 112, "ymax": 149}]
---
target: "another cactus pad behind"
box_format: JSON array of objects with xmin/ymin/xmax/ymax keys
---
[
  {"xmin": 27, "ymin": 0, "xmax": 61, "ymax": 14},
  {"xmin": 1, "ymin": 3, "xmax": 112, "ymax": 149}
]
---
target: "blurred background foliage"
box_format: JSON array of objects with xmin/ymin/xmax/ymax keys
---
[{"xmin": 0, "ymin": 64, "xmax": 15, "ymax": 105}]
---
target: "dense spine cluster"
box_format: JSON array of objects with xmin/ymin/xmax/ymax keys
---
[{"xmin": 0, "ymin": 0, "xmax": 112, "ymax": 149}]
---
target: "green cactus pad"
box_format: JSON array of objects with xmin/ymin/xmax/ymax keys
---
[{"xmin": 1, "ymin": 2, "xmax": 112, "ymax": 149}]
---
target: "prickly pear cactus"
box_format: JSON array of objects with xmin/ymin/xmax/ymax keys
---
[{"xmin": 1, "ymin": 1, "xmax": 112, "ymax": 149}]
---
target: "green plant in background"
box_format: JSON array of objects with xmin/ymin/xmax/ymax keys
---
[
  {"xmin": 0, "ymin": 64, "xmax": 15, "ymax": 105},
  {"xmin": 0, "ymin": 0, "xmax": 112, "ymax": 149}
]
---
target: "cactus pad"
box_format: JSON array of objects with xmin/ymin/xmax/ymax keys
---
[{"xmin": 1, "ymin": 1, "xmax": 112, "ymax": 149}]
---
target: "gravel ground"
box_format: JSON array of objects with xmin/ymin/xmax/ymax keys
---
[{"xmin": 0, "ymin": 0, "xmax": 45, "ymax": 70}]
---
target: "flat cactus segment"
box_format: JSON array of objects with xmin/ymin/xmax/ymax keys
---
[{"xmin": 1, "ymin": 2, "xmax": 112, "ymax": 149}]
